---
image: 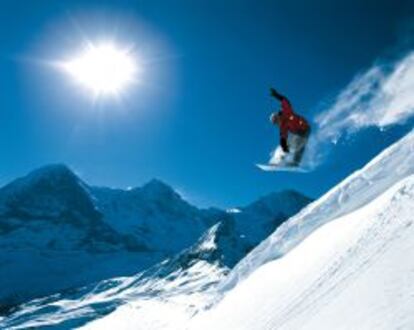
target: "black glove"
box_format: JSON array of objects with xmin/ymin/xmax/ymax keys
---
[
  {"xmin": 270, "ymin": 87, "xmax": 284, "ymax": 101},
  {"xmin": 280, "ymin": 137, "xmax": 289, "ymax": 153}
]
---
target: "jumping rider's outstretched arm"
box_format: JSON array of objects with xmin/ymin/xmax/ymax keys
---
[
  {"xmin": 270, "ymin": 87, "xmax": 285, "ymax": 102},
  {"xmin": 270, "ymin": 88, "xmax": 294, "ymax": 116}
]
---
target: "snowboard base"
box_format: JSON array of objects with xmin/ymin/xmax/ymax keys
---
[{"xmin": 256, "ymin": 163, "xmax": 309, "ymax": 173}]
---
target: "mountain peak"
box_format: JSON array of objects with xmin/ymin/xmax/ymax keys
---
[
  {"xmin": 248, "ymin": 189, "xmax": 311, "ymax": 206},
  {"xmin": 243, "ymin": 189, "xmax": 312, "ymax": 217},
  {"xmin": 26, "ymin": 164, "xmax": 76, "ymax": 181},
  {"xmin": 0, "ymin": 164, "xmax": 80, "ymax": 193},
  {"xmin": 141, "ymin": 179, "xmax": 177, "ymax": 197},
  {"xmin": 0, "ymin": 164, "xmax": 96, "ymax": 219}
]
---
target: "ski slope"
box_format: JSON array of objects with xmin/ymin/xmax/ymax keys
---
[
  {"xmin": 79, "ymin": 130, "xmax": 414, "ymax": 330},
  {"xmin": 219, "ymin": 129, "xmax": 414, "ymax": 294},
  {"xmin": 190, "ymin": 141, "xmax": 414, "ymax": 329},
  {"xmin": 72, "ymin": 131, "xmax": 414, "ymax": 330}
]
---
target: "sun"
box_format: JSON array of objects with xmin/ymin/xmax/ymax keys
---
[{"xmin": 62, "ymin": 42, "xmax": 139, "ymax": 96}]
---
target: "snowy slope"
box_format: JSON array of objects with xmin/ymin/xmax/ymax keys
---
[
  {"xmin": 0, "ymin": 206, "xmax": 312, "ymax": 329},
  {"xmin": 0, "ymin": 226, "xmax": 228, "ymax": 330},
  {"xmin": 187, "ymin": 129, "xmax": 414, "ymax": 329},
  {"xmin": 218, "ymin": 129, "xmax": 414, "ymax": 294},
  {"xmin": 80, "ymin": 129, "xmax": 414, "ymax": 330},
  {"xmin": 190, "ymin": 172, "xmax": 414, "ymax": 330}
]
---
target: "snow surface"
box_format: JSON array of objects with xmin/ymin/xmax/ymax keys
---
[
  {"xmin": 81, "ymin": 129, "xmax": 414, "ymax": 329},
  {"xmin": 219, "ymin": 129, "xmax": 414, "ymax": 294},
  {"xmin": 4, "ymin": 130, "xmax": 412, "ymax": 330},
  {"xmin": 190, "ymin": 173, "xmax": 414, "ymax": 329},
  {"xmin": 0, "ymin": 224, "xmax": 228, "ymax": 330},
  {"xmin": 81, "ymin": 260, "xmax": 224, "ymax": 330}
]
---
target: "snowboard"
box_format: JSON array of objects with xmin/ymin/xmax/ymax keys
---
[
  {"xmin": 256, "ymin": 145, "xmax": 308, "ymax": 172},
  {"xmin": 256, "ymin": 163, "xmax": 308, "ymax": 172}
]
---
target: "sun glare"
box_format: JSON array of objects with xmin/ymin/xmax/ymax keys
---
[{"xmin": 62, "ymin": 42, "xmax": 138, "ymax": 96}]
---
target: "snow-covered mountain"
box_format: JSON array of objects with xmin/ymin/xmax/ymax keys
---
[
  {"xmin": 189, "ymin": 130, "xmax": 414, "ymax": 330},
  {"xmin": 0, "ymin": 165, "xmax": 142, "ymax": 252},
  {"xmin": 0, "ymin": 225, "xmax": 228, "ymax": 329},
  {"xmin": 0, "ymin": 165, "xmax": 150, "ymax": 310},
  {"xmin": 0, "ymin": 164, "xmax": 311, "ymax": 316},
  {"xmin": 90, "ymin": 179, "xmax": 209, "ymax": 255},
  {"xmin": 79, "ymin": 129, "xmax": 414, "ymax": 330}
]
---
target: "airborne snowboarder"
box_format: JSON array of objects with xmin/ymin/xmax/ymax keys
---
[{"xmin": 268, "ymin": 87, "xmax": 310, "ymax": 167}]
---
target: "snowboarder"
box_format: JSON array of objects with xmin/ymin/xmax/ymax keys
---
[{"xmin": 269, "ymin": 87, "xmax": 310, "ymax": 166}]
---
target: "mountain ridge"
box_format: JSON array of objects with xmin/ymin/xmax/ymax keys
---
[{"xmin": 0, "ymin": 164, "xmax": 312, "ymax": 309}]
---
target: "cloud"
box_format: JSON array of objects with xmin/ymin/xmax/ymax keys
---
[{"xmin": 315, "ymin": 51, "xmax": 414, "ymax": 143}]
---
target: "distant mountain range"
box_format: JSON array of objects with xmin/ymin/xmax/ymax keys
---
[{"xmin": 0, "ymin": 164, "xmax": 312, "ymax": 309}]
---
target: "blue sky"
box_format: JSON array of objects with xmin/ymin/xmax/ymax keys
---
[{"xmin": 0, "ymin": 0, "xmax": 414, "ymax": 207}]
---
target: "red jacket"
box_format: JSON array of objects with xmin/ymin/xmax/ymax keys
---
[{"xmin": 279, "ymin": 98, "xmax": 309, "ymax": 139}]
